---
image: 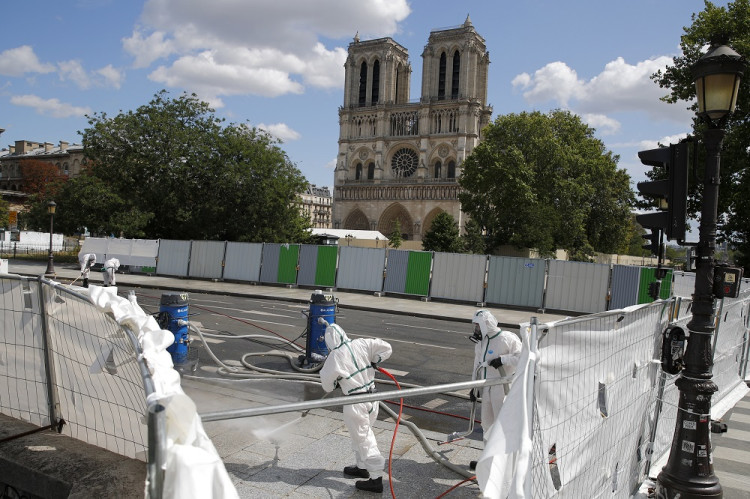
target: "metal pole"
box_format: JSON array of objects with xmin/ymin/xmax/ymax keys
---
[
  {"xmin": 147, "ymin": 404, "xmax": 166, "ymax": 499},
  {"xmin": 656, "ymin": 128, "xmax": 725, "ymax": 498},
  {"xmin": 36, "ymin": 276, "xmax": 61, "ymax": 427},
  {"xmin": 200, "ymin": 377, "xmax": 510, "ymax": 422}
]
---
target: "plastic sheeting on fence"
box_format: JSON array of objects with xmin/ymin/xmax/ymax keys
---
[
  {"xmin": 222, "ymin": 242, "xmax": 263, "ymax": 282},
  {"xmin": 188, "ymin": 241, "xmax": 226, "ymax": 280},
  {"xmin": 544, "ymin": 260, "xmax": 610, "ymax": 313},
  {"xmin": 297, "ymin": 244, "xmax": 338, "ymax": 288},
  {"xmin": 0, "ymin": 276, "xmax": 49, "ymax": 427},
  {"xmin": 429, "ymin": 252, "xmax": 487, "ymax": 303},
  {"xmin": 335, "ymin": 246, "xmax": 386, "ymax": 292},
  {"xmin": 383, "ymin": 249, "xmax": 432, "ymax": 296},
  {"xmin": 672, "ymin": 271, "xmax": 696, "ymax": 298},
  {"xmin": 485, "ymin": 256, "xmax": 546, "ymax": 309},
  {"xmin": 156, "ymin": 239, "xmax": 191, "ymax": 277}
]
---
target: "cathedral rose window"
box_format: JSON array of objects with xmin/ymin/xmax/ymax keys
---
[{"xmin": 391, "ymin": 148, "xmax": 418, "ymax": 178}]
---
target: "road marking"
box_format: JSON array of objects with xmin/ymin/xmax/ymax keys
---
[
  {"xmin": 381, "ymin": 368, "xmax": 409, "ymax": 377},
  {"xmin": 423, "ymin": 398, "xmax": 448, "ymax": 409},
  {"xmin": 383, "ymin": 322, "xmax": 465, "ymax": 335},
  {"xmin": 203, "ymin": 305, "xmax": 297, "ymax": 318},
  {"xmin": 348, "ymin": 333, "xmax": 455, "ymax": 350},
  {"xmin": 192, "ymin": 336, "xmax": 225, "ymax": 344},
  {"xmin": 213, "ymin": 314, "xmax": 299, "ymax": 328}
]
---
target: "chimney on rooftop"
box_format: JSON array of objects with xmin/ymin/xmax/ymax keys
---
[
  {"xmin": 59, "ymin": 141, "xmax": 68, "ymax": 151},
  {"xmin": 8, "ymin": 145, "xmax": 15, "ymax": 154},
  {"xmin": 44, "ymin": 142, "xmax": 53, "ymax": 152}
]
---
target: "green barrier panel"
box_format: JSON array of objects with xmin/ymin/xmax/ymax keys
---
[
  {"xmin": 404, "ymin": 251, "xmax": 432, "ymax": 296},
  {"xmin": 638, "ymin": 267, "xmax": 673, "ymax": 303},
  {"xmin": 314, "ymin": 246, "xmax": 338, "ymax": 287},
  {"xmin": 277, "ymin": 244, "xmax": 300, "ymax": 284}
]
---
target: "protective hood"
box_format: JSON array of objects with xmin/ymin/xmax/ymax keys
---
[
  {"xmin": 472, "ymin": 309, "xmax": 499, "ymax": 338},
  {"xmin": 106, "ymin": 258, "xmax": 120, "ymax": 269},
  {"xmin": 324, "ymin": 323, "xmax": 349, "ymax": 351}
]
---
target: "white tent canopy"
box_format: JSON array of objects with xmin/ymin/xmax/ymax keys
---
[{"xmin": 310, "ymin": 228, "xmax": 388, "ymax": 241}]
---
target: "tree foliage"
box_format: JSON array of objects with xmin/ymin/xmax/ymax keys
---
[
  {"xmin": 422, "ymin": 212, "xmax": 463, "ymax": 253},
  {"xmin": 20, "ymin": 159, "xmax": 67, "ymax": 197},
  {"xmin": 652, "ymin": 0, "xmax": 750, "ymax": 272},
  {"xmin": 58, "ymin": 90, "xmax": 312, "ymax": 242},
  {"xmin": 461, "ymin": 218, "xmax": 487, "ymax": 255},
  {"xmin": 0, "ymin": 197, "xmax": 9, "ymax": 229},
  {"xmin": 388, "ymin": 219, "xmax": 402, "ymax": 248},
  {"xmin": 459, "ymin": 110, "xmax": 634, "ymax": 257}
]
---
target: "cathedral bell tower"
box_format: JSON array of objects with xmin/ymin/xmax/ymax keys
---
[{"xmin": 334, "ymin": 16, "xmax": 492, "ymax": 244}]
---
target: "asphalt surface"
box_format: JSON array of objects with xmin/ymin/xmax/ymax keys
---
[{"xmin": 2, "ymin": 258, "xmax": 749, "ymax": 498}]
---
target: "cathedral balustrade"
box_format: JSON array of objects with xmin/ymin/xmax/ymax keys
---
[{"xmin": 335, "ymin": 183, "xmax": 461, "ymax": 201}]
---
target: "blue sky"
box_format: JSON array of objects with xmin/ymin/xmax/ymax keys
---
[{"xmin": 0, "ymin": 0, "xmax": 725, "ymax": 192}]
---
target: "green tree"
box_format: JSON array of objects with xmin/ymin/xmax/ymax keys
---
[
  {"xmin": 79, "ymin": 90, "xmax": 311, "ymax": 242},
  {"xmin": 388, "ymin": 219, "xmax": 402, "ymax": 248},
  {"xmin": 459, "ymin": 110, "xmax": 634, "ymax": 257},
  {"xmin": 652, "ymin": 0, "xmax": 750, "ymax": 272},
  {"xmin": 0, "ymin": 197, "xmax": 10, "ymax": 229},
  {"xmin": 422, "ymin": 212, "xmax": 463, "ymax": 253},
  {"xmin": 461, "ymin": 218, "xmax": 486, "ymax": 255}
]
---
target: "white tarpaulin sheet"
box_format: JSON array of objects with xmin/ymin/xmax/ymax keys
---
[{"xmin": 87, "ymin": 286, "xmax": 238, "ymax": 499}]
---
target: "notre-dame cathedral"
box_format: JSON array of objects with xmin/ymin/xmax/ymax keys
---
[{"xmin": 332, "ymin": 16, "xmax": 492, "ymax": 243}]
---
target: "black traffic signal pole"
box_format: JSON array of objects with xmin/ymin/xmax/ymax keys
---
[{"xmin": 656, "ymin": 128, "xmax": 725, "ymax": 498}]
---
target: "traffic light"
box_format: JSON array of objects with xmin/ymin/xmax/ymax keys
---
[
  {"xmin": 641, "ymin": 228, "xmax": 662, "ymax": 257},
  {"xmin": 635, "ymin": 139, "xmax": 689, "ymax": 242}
]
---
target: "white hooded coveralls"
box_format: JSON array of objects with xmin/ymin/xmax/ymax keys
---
[
  {"xmin": 472, "ymin": 309, "xmax": 522, "ymax": 437},
  {"xmin": 102, "ymin": 258, "xmax": 120, "ymax": 286},
  {"xmin": 319, "ymin": 324, "xmax": 392, "ymax": 473},
  {"xmin": 79, "ymin": 253, "xmax": 96, "ymax": 279}
]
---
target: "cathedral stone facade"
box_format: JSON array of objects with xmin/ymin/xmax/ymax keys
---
[{"xmin": 333, "ymin": 16, "xmax": 492, "ymax": 242}]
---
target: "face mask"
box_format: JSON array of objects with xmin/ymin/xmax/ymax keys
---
[{"xmin": 470, "ymin": 323, "xmax": 482, "ymax": 343}]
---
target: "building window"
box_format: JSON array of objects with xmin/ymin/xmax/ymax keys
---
[
  {"xmin": 438, "ymin": 52, "xmax": 447, "ymax": 100},
  {"xmin": 452, "ymin": 50, "xmax": 460, "ymax": 99},
  {"xmin": 434, "ymin": 161, "xmax": 442, "ymax": 178},
  {"xmin": 358, "ymin": 61, "xmax": 367, "ymax": 107},
  {"xmin": 391, "ymin": 148, "xmax": 418, "ymax": 178},
  {"xmin": 447, "ymin": 160, "xmax": 456, "ymax": 179},
  {"xmin": 367, "ymin": 162, "xmax": 375, "ymax": 180},
  {"xmin": 355, "ymin": 163, "xmax": 363, "ymax": 180},
  {"xmin": 371, "ymin": 60, "xmax": 380, "ymax": 105}
]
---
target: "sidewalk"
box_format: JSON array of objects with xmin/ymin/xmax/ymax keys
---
[{"xmin": 2, "ymin": 259, "xmax": 749, "ymax": 498}]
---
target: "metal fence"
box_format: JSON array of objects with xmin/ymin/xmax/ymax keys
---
[{"xmin": 0, "ymin": 275, "xmax": 164, "ymax": 498}]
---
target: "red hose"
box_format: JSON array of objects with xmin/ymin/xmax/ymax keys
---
[
  {"xmin": 377, "ymin": 366, "xmax": 402, "ymax": 499},
  {"xmin": 435, "ymin": 476, "xmax": 476, "ymax": 498}
]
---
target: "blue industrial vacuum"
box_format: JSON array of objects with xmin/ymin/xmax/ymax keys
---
[
  {"xmin": 304, "ymin": 290, "xmax": 336, "ymax": 367},
  {"xmin": 159, "ymin": 292, "xmax": 190, "ymax": 366}
]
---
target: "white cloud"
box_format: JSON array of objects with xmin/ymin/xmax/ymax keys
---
[
  {"xmin": 96, "ymin": 64, "xmax": 125, "ymax": 89},
  {"xmin": 325, "ymin": 158, "xmax": 337, "ymax": 170},
  {"xmin": 10, "ymin": 94, "xmax": 91, "ymax": 118},
  {"xmin": 125, "ymin": 0, "xmax": 408, "ymax": 99},
  {"xmin": 257, "ymin": 122, "xmax": 301, "ymax": 142},
  {"xmin": 581, "ymin": 113, "xmax": 621, "ymax": 135},
  {"xmin": 0, "ymin": 46, "xmax": 56, "ymax": 76},
  {"xmin": 512, "ymin": 56, "xmax": 694, "ymax": 126},
  {"xmin": 122, "ymin": 30, "xmax": 175, "ymax": 68},
  {"xmin": 58, "ymin": 60, "xmax": 91, "ymax": 89}
]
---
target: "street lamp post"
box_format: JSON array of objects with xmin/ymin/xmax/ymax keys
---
[
  {"xmin": 44, "ymin": 200, "xmax": 57, "ymax": 276},
  {"xmin": 656, "ymin": 42, "xmax": 746, "ymax": 499}
]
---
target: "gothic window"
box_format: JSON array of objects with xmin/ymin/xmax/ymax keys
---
[
  {"xmin": 358, "ymin": 61, "xmax": 367, "ymax": 107},
  {"xmin": 390, "ymin": 111, "xmax": 419, "ymax": 136},
  {"xmin": 434, "ymin": 161, "xmax": 442, "ymax": 178},
  {"xmin": 355, "ymin": 163, "xmax": 363, "ymax": 180},
  {"xmin": 391, "ymin": 148, "xmax": 418, "ymax": 178},
  {"xmin": 371, "ymin": 60, "xmax": 380, "ymax": 105},
  {"xmin": 451, "ymin": 50, "xmax": 460, "ymax": 99},
  {"xmin": 447, "ymin": 160, "xmax": 456, "ymax": 179},
  {"xmin": 367, "ymin": 162, "xmax": 375, "ymax": 180},
  {"xmin": 438, "ymin": 52, "xmax": 447, "ymax": 100}
]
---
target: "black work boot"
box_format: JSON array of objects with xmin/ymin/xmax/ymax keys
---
[
  {"xmin": 355, "ymin": 477, "xmax": 383, "ymax": 493},
  {"xmin": 83, "ymin": 278, "xmax": 89, "ymax": 288},
  {"xmin": 343, "ymin": 465, "xmax": 369, "ymax": 478},
  {"xmin": 469, "ymin": 460, "xmax": 477, "ymax": 470}
]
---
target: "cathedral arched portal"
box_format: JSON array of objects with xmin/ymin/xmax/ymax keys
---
[
  {"xmin": 378, "ymin": 203, "xmax": 413, "ymax": 240},
  {"xmin": 343, "ymin": 208, "xmax": 370, "ymax": 231},
  {"xmin": 422, "ymin": 207, "xmax": 446, "ymax": 238}
]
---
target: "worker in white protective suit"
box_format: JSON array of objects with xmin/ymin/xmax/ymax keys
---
[
  {"xmin": 102, "ymin": 258, "xmax": 120, "ymax": 287},
  {"xmin": 79, "ymin": 253, "xmax": 96, "ymax": 288},
  {"xmin": 319, "ymin": 323, "xmax": 392, "ymax": 494},
  {"xmin": 469, "ymin": 309, "xmax": 522, "ymax": 470}
]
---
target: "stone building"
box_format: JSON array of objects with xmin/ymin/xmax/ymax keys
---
[
  {"xmin": 297, "ymin": 184, "xmax": 333, "ymax": 229},
  {"xmin": 333, "ymin": 16, "xmax": 492, "ymax": 242},
  {"xmin": 0, "ymin": 140, "xmax": 85, "ymax": 192}
]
